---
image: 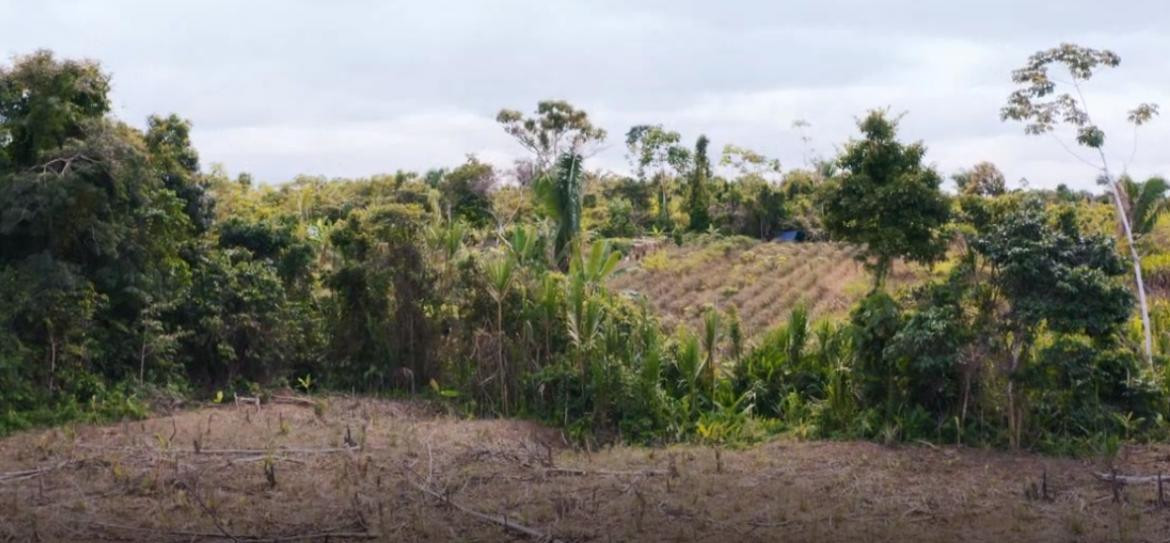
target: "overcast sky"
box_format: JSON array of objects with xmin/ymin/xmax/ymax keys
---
[{"xmin": 3, "ymin": 0, "xmax": 1169, "ymax": 189}]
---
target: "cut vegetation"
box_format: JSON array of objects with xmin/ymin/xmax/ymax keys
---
[
  {"xmin": 2, "ymin": 398, "xmax": 1169, "ymax": 542},
  {"xmin": 3, "ymin": 40, "xmax": 1170, "ymax": 543}
]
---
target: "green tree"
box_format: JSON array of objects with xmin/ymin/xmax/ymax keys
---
[
  {"xmin": 820, "ymin": 110, "xmax": 951, "ymax": 288},
  {"xmin": 625, "ymin": 125, "xmax": 690, "ymax": 230},
  {"xmin": 326, "ymin": 203, "xmax": 437, "ymax": 388},
  {"xmin": 496, "ymin": 100, "xmax": 606, "ymax": 172},
  {"xmin": 438, "ymin": 155, "xmax": 496, "ymax": 227},
  {"xmin": 849, "ymin": 291, "xmax": 903, "ymax": 417},
  {"xmin": 145, "ymin": 114, "xmax": 213, "ymax": 232},
  {"xmin": 972, "ymin": 198, "xmax": 1133, "ymax": 446},
  {"xmin": 1001, "ymin": 43, "xmax": 1160, "ymax": 364},
  {"xmin": 0, "ymin": 50, "xmax": 110, "ymax": 169},
  {"xmin": 0, "ymin": 51, "xmax": 193, "ymax": 390},
  {"xmin": 952, "ymin": 161, "xmax": 1006, "ymax": 197},
  {"xmin": 687, "ymin": 135, "xmax": 712, "ymax": 232},
  {"xmin": 719, "ymin": 144, "xmax": 781, "ymax": 181}
]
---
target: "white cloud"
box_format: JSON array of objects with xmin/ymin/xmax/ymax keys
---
[{"xmin": 3, "ymin": 0, "xmax": 1169, "ymax": 189}]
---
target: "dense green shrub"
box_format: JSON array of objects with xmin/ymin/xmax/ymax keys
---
[{"xmin": 2, "ymin": 50, "xmax": 1168, "ymax": 455}]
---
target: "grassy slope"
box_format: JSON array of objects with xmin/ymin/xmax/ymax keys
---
[
  {"xmin": 609, "ymin": 237, "xmax": 927, "ymax": 338},
  {"xmin": 1, "ymin": 398, "xmax": 1167, "ymax": 542}
]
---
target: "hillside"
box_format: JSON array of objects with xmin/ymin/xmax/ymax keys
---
[
  {"xmin": 609, "ymin": 237, "xmax": 927, "ymax": 337},
  {"xmin": 2, "ymin": 398, "xmax": 1167, "ymax": 542}
]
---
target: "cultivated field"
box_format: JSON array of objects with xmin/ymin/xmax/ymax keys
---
[
  {"xmin": 1, "ymin": 397, "xmax": 1168, "ymax": 542},
  {"xmin": 610, "ymin": 238, "xmax": 926, "ymax": 337}
]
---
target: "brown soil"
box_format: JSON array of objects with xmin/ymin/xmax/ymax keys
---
[{"xmin": 2, "ymin": 397, "xmax": 1169, "ymax": 542}]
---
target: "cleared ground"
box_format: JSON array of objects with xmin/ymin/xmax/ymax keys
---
[
  {"xmin": 609, "ymin": 239, "xmax": 926, "ymax": 337},
  {"xmin": 2, "ymin": 397, "xmax": 1169, "ymax": 542}
]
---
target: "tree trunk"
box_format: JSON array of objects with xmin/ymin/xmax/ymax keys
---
[
  {"xmin": 872, "ymin": 256, "xmax": 891, "ymax": 292},
  {"xmin": 497, "ymin": 301, "xmax": 507, "ymax": 415},
  {"xmin": 1006, "ymin": 336, "xmax": 1026, "ymax": 449},
  {"xmin": 48, "ymin": 334, "xmax": 57, "ymax": 394},
  {"xmin": 139, "ymin": 338, "xmax": 147, "ymax": 385},
  {"xmin": 1105, "ymin": 175, "xmax": 1154, "ymax": 365},
  {"xmin": 1007, "ymin": 381, "xmax": 1017, "ymax": 449}
]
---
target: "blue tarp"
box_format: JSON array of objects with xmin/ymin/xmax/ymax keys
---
[{"xmin": 774, "ymin": 230, "xmax": 803, "ymax": 242}]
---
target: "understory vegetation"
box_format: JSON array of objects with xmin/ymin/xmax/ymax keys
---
[{"xmin": 3, "ymin": 46, "xmax": 1170, "ymax": 456}]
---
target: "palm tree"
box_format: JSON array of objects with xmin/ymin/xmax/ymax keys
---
[
  {"xmin": 503, "ymin": 223, "xmax": 539, "ymax": 266},
  {"xmin": 570, "ymin": 239, "xmax": 621, "ymax": 288},
  {"xmin": 485, "ymin": 254, "xmax": 516, "ymax": 413},
  {"xmin": 428, "ymin": 220, "xmax": 466, "ymax": 292},
  {"xmin": 565, "ymin": 272, "xmax": 604, "ymax": 380},
  {"xmin": 1119, "ymin": 175, "xmax": 1168, "ymax": 240},
  {"xmin": 536, "ymin": 273, "xmax": 560, "ymax": 365},
  {"xmin": 675, "ymin": 330, "xmax": 705, "ymax": 425},
  {"xmin": 533, "ymin": 152, "xmax": 583, "ymax": 267},
  {"xmin": 701, "ymin": 308, "xmax": 721, "ymax": 398}
]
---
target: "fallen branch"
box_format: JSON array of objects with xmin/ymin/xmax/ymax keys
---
[
  {"xmin": 1095, "ymin": 472, "xmax": 1168, "ymax": 485},
  {"xmin": 270, "ymin": 395, "xmax": 319, "ymax": 407},
  {"xmin": 228, "ymin": 455, "xmax": 307, "ymax": 466},
  {"xmin": 190, "ymin": 446, "xmax": 356, "ymax": 456},
  {"xmin": 0, "ymin": 460, "xmax": 81, "ymax": 484},
  {"xmin": 406, "ymin": 474, "xmax": 560, "ymax": 542},
  {"xmin": 543, "ymin": 466, "xmax": 668, "ymax": 478},
  {"xmin": 234, "ymin": 395, "xmax": 261, "ymax": 407},
  {"xmin": 86, "ymin": 520, "xmax": 378, "ymax": 541}
]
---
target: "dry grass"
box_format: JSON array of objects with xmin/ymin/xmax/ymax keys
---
[
  {"xmin": 2, "ymin": 397, "xmax": 1169, "ymax": 542},
  {"xmin": 610, "ymin": 239, "xmax": 927, "ymax": 338}
]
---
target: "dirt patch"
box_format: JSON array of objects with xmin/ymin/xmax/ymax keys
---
[{"xmin": 1, "ymin": 397, "xmax": 1169, "ymax": 542}]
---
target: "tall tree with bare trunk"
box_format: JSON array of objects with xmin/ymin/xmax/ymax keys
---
[{"xmin": 1001, "ymin": 43, "xmax": 1160, "ymax": 365}]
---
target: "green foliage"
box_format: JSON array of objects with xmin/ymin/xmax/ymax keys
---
[
  {"xmin": 0, "ymin": 51, "xmax": 195, "ymax": 425},
  {"xmin": 326, "ymin": 203, "xmax": 436, "ymax": 389},
  {"xmin": 973, "ymin": 198, "xmax": 1131, "ymax": 337},
  {"xmin": 952, "ymin": 162, "xmax": 1006, "ymax": 197},
  {"xmin": 146, "ymin": 113, "xmax": 214, "ymax": 232},
  {"xmin": 533, "ymin": 153, "xmax": 584, "ymax": 265},
  {"xmin": 1120, "ymin": 175, "xmax": 1168, "ymax": 238},
  {"xmin": 0, "ymin": 49, "xmax": 110, "ymax": 168},
  {"xmin": 625, "ymin": 125, "xmax": 690, "ymax": 231},
  {"xmin": 849, "ymin": 292, "xmax": 903, "ymax": 414},
  {"xmin": 1, "ymin": 50, "xmax": 1167, "ymax": 456},
  {"xmin": 819, "ymin": 110, "xmax": 950, "ymax": 287},
  {"xmin": 497, "ymin": 100, "xmax": 606, "ymax": 172},
  {"xmin": 601, "ymin": 197, "xmax": 636, "ymax": 238},
  {"xmin": 1002, "ymin": 44, "xmax": 1158, "ymax": 148},
  {"xmin": 687, "ymin": 135, "xmax": 712, "ymax": 232},
  {"xmin": 438, "ymin": 156, "xmax": 496, "ymax": 227},
  {"xmin": 625, "ymin": 125, "xmax": 689, "ymax": 181}
]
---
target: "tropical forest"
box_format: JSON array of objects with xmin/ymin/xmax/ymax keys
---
[{"xmin": 2, "ymin": 39, "xmax": 1170, "ymax": 541}]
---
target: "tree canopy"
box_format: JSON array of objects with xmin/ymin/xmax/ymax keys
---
[{"xmin": 819, "ymin": 110, "xmax": 951, "ymax": 287}]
